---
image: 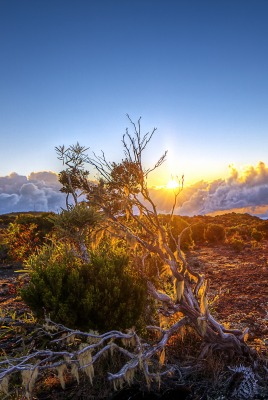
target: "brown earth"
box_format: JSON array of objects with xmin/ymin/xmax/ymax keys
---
[
  {"xmin": 0, "ymin": 264, "xmax": 31, "ymax": 317},
  {"xmin": 186, "ymin": 240, "xmax": 268, "ymax": 347}
]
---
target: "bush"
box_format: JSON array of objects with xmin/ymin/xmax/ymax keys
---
[
  {"xmin": 227, "ymin": 224, "xmax": 252, "ymax": 241},
  {"xmin": 251, "ymin": 228, "xmax": 264, "ymax": 242},
  {"xmin": 21, "ymin": 243, "xmax": 147, "ymax": 332},
  {"xmin": 2, "ymin": 213, "xmax": 54, "ymax": 262},
  {"xmin": 228, "ymin": 236, "xmax": 244, "ymax": 252},
  {"xmin": 0, "ymin": 243, "xmax": 8, "ymax": 262},
  {"xmin": 205, "ymin": 224, "xmax": 225, "ymax": 244},
  {"xmin": 191, "ymin": 222, "xmax": 206, "ymax": 244},
  {"xmin": 15, "ymin": 213, "xmax": 54, "ymax": 235},
  {"xmin": 159, "ymin": 215, "xmax": 193, "ymax": 251},
  {"xmin": 259, "ymin": 220, "xmax": 268, "ymax": 238},
  {"xmin": 4, "ymin": 222, "xmax": 41, "ymax": 262}
]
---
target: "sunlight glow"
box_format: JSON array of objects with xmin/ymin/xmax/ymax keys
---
[{"xmin": 166, "ymin": 179, "xmax": 180, "ymax": 190}]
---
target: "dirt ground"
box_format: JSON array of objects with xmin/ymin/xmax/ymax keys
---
[
  {"xmin": 0, "ymin": 264, "xmax": 31, "ymax": 317},
  {"xmin": 186, "ymin": 240, "xmax": 268, "ymax": 344}
]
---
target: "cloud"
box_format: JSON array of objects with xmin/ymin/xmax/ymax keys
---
[
  {"xmin": 156, "ymin": 161, "xmax": 268, "ymax": 219},
  {"xmin": 1, "ymin": 161, "xmax": 268, "ymax": 219},
  {"xmin": 146, "ymin": 162, "xmax": 268, "ymax": 219},
  {"xmin": 28, "ymin": 171, "xmax": 60, "ymax": 186},
  {"xmin": 0, "ymin": 171, "xmax": 66, "ymax": 214},
  {"xmin": 0, "ymin": 173, "xmax": 28, "ymax": 195}
]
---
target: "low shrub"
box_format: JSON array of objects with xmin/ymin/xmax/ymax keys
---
[
  {"xmin": 251, "ymin": 228, "xmax": 264, "ymax": 242},
  {"xmin": 2, "ymin": 213, "xmax": 54, "ymax": 262},
  {"xmin": 166, "ymin": 216, "xmax": 194, "ymax": 251},
  {"xmin": 21, "ymin": 243, "xmax": 147, "ymax": 332},
  {"xmin": 4, "ymin": 223, "xmax": 41, "ymax": 262},
  {"xmin": 205, "ymin": 223, "xmax": 225, "ymax": 244},
  {"xmin": 228, "ymin": 236, "xmax": 244, "ymax": 252},
  {"xmin": 191, "ymin": 222, "xmax": 206, "ymax": 244},
  {"xmin": 0, "ymin": 243, "xmax": 8, "ymax": 262}
]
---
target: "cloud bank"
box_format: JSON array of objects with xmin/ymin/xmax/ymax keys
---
[
  {"xmin": 0, "ymin": 172, "xmax": 66, "ymax": 214},
  {"xmin": 1, "ymin": 162, "xmax": 268, "ymax": 218},
  {"xmin": 151, "ymin": 161, "xmax": 268, "ymax": 219}
]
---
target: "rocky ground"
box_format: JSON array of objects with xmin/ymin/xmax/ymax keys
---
[
  {"xmin": 0, "ymin": 263, "xmax": 31, "ymax": 318},
  {"xmin": 186, "ymin": 240, "xmax": 268, "ymax": 350}
]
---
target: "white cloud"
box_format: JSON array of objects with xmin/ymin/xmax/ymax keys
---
[
  {"xmin": 176, "ymin": 162, "xmax": 268, "ymax": 218},
  {"xmin": 0, "ymin": 171, "xmax": 66, "ymax": 214},
  {"xmin": 148, "ymin": 162, "xmax": 268, "ymax": 219},
  {"xmin": 1, "ymin": 162, "xmax": 268, "ymax": 218}
]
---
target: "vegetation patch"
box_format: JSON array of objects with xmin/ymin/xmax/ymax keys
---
[{"xmin": 1, "ymin": 119, "xmax": 268, "ymax": 399}]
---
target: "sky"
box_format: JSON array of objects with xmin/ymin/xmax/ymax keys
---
[{"xmin": 1, "ymin": 0, "xmax": 268, "ymax": 216}]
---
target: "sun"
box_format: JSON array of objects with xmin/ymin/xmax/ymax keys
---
[{"xmin": 166, "ymin": 179, "xmax": 180, "ymax": 190}]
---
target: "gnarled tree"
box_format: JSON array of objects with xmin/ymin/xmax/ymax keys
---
[
  {"xmin": 56, "ymin": 115, "xmax": 252, "ymax": 357},
  {"xmin": 0, "ymin": 116, "xmax": 256, "ymax": 398}
]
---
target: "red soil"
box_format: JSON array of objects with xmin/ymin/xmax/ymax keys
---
[{"xmin": 187, "ymin": 240, "xmax": 268, "ymax": 344}]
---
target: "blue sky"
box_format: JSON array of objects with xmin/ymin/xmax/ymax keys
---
[{"xmin": 1, "ymin": 0, "xmax": 268, "ymax": 187}]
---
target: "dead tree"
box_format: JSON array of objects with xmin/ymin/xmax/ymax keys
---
[
  {"xmin": 84, "ymin": 115, "xmax": 252, "ymax": 357},
  {"xmin": 55, "ymin": 116, "xmax": 252, "ymax": 356},
  {"xmin": 0, "ymin": 117, "xmax": 255, "ymax": 397}
]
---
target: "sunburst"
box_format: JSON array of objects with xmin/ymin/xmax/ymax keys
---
[{"xmin": 166, "ymin": 179, "xmax": 179, "ymax": 190}]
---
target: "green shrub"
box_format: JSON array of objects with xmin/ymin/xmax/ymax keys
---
[
  {"xmin": 229, "ymin": 223, "xmax": 252, "ymax": 240},
  {"xmin": 205, "ymin": 223, "xmax": 225, "ymax": 244},
  {"xmin": 15, "ymin": 213, "xmax": 55, "ymax": 235},
  {"xmin": 0, "ymin": 243, "xmax": 8, "ymax": 262},
  {"xmin": 21, "ymin": 243, "xmax": 147, "ymax": 332},
  {"xmin": 191, "ymin": 222, "xmax": 206, "ymax": 244},
  {"xmin": 2, "ymin": 213, "xmax": 54, "ymax": 262},
  {"xmin": 251, "ymin": 228, "xmax": 264, "ymax": 242},
  {"xmin": 4, "ymin": 222, "xmax": 41, "ymax": 262},
  {"xmin": 175, "ymin": 220, "xmax": 194, "ymax": 251},
  {"xmin": 259, "ymin": 220, "xmax": 268, "ymax": 238},
  {"xmin": 228, "ymin": 236, "xmax": 244, "ymax": 252},
  {"xmin": 159, "ymin": 216, "xmax": 193, "ymax": 251}
]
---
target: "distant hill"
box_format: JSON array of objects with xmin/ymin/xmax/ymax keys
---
[{"xmin": 0, "ymin": 211, "xmax": 54, "ymax": 227}]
